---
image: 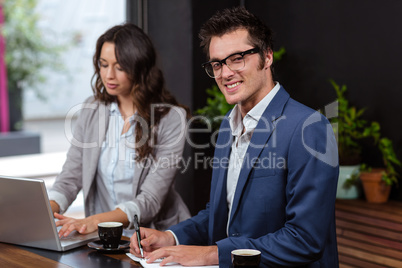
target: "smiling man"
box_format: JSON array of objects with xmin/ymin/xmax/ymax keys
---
[
  {"xmin": 130, "ymin": 7, "xmax": 339, "ymax": 267},
  {"xmin": 204, "ymin": 29, "xmax": 274, "ymax": 116}
]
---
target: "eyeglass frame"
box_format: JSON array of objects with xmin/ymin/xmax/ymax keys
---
[{"xmin": 201, "ymin": 47, "xmax": 260, "ymax": 78}]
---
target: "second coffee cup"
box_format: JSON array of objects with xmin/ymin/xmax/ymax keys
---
[
  {"xmin": 98, "ymin": 222, "xmax": 123, "ymax": 249},
  {"xmin": 231, "ymin": 249, "xmax": 261, "ymax": 267}
]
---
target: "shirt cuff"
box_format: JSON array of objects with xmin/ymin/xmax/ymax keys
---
[
  {"xmin": 116, "ymin": 201, "xmax": 140, "ymax": 229},
  {"xmin": 166, "ymin": 230, "xmax": 180, "ymax": 246},
  {"xmin": 47, "ymin": 190, "xmax": 69, "ymax": 214}
]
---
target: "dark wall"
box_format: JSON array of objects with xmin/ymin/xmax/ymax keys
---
[
  {"xmin": 247, "ymin": 0, "xmax": 402, "ymax": 199},
  {"xmin": 190, "ymin": 0, "xmax": 402, "ymax": 201},
  {"xmin": 127, "ymin": 0, "xmax": 197, "ymax": 213},
  {"xmin": 147, "ymin": 0, "xmax": 193, "ymax": 109},
  {"xmin": 147, "ymin": 0, "xmax": 196, "ymax": 212},
  {"xmin": 128, "ymin": 0, "xmax": 402, "ymax": 211},
  {"xmin": 127, "ymin": 0, "xmax": 193, "ymax": 108},
  {"xmin": 191, "ymin": 0, "xmax": 243, "ymax": 110}
]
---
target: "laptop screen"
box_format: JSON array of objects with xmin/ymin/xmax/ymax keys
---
[{"xmin": 0, "ymin": 176, "xmax": 97, "ymax": 251}]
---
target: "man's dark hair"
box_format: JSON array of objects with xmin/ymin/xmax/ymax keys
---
[{"xmin": 199, "ymin": 6, "xmax": 274, "ymax": 62}]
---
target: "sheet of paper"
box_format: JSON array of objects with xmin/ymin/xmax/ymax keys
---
[{"xmin": 126, "ymin": 253, "xmax": 219, "ymax": 268}]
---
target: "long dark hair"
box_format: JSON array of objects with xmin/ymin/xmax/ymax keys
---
[{"xmin": 91, "ymin": 23, "xmax": 187, "ymax": 160}]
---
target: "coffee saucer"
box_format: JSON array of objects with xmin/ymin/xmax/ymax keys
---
[{"xmin": 87, "ymin": 240, "xmax": 130, "ymax": 253}]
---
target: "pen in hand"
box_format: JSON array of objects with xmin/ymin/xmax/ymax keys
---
[{"xmin": 134, "ymin": 214, "xmax": 144, "ymax": 258}]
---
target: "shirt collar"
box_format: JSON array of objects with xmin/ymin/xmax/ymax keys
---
[
  {"xmin": 228, "ymin": 105, "xmax": 243, "ymax": 137},
  {"xmin": 109, "ymin": 102, "xmax": 119, "ymax": 114},
  {"xmin": 109, "ymin": 102, "xmax": 136, "ymax": 123},
  {"xmin": 247, "ymin": 82, "xmax": 281, "ymax": 122},
  {"xmin": 228, "ymin": 82, "xmax": 281, "ymax": 136}
]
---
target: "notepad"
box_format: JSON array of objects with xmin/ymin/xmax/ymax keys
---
[{"xmin": 126, "ymin": 253, "xmax": 219, "ymax": 268}]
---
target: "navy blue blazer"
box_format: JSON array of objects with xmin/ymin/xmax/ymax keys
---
[{"xmin": 170, "ymin": 86, "xmax": 339, "ymax": 267}]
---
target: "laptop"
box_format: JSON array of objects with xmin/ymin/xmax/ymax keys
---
[{"xmin": 0, "ymin": 176, "xmax": 98, "ymax": 251}]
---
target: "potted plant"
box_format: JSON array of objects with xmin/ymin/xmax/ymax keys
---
[
  {"xmin": 359, "ymin": 137, "xmax": 401, "ymax": 203},
  {"xmin": 329, "ymin": 80, "xmax": 381, "ymax": 199},
  {"xmin": 0, "ymin": 0, "xmax": 66, "ymax": 157},
  {"xmin": 194, "ymin": 84, "xmax": 235, "ymax": 132},
  {"xmin": 2, "ymin": 0, "xmax": 65, "ymax": 131}
]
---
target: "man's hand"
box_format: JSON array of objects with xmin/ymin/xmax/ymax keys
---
[
  {"xmin": 146, "ymin": 245, "xmax": 219, "ymax": 266},
  {"xmin": 129, "ymin": 227, "xmax": 176, "ymax": 257}
]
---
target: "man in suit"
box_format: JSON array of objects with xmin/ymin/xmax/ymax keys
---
[{"xmin": 130, "ymin": 6, "xmax": 339, "ymax": 267}]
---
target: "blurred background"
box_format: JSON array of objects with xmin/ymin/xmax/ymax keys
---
[{"xmin": 1, "ymin": 0, "xmax": 402, "ymax": 216}]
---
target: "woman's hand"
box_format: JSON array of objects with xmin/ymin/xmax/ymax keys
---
[
  {"xmin": 49, "ymin": 200, "xmax": 60, "ymax": 214},
  {"xmin": 54, "ymin": 213, "xmax": 99, "ymax": 237},
  {"xmin": 54, "ymin": 208, "xmax": 128, "ymax": 238}
]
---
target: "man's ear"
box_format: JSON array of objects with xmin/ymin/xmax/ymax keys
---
[{"xmin": 264, "ymin": 49, "xmax": 274, "ymax": 69}]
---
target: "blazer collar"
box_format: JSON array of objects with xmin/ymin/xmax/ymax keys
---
[
  {"xmin": 82, "ymin": 101, "xmax": 109, "ymax": 199},
  {"xmin": 83, "ymin": 101, "xmax": 150, "ymax": 200}
]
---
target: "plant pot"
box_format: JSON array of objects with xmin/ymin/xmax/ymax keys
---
[
  {"xmin": 8, "ymin": 82, "xmax": 23, "ymax": 131},
  {"xmin": 336, "ymin": 165, "xmax": 361, "ymax": 199},
  {"xmin": 0, "ymin": 131, "xmax": 41, "ymax": 157},
  {"xmin": 360, "ymin": 169, "xmax": 391, "ymax": 203}
]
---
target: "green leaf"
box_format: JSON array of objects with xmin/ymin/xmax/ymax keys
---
[
  {"xmin": 2, "ymin": 0, "xmax": 67, "ymax": 99},
  {"xmin": 273, "ymin": 47, "xmax": 286, "ymax": 62}
]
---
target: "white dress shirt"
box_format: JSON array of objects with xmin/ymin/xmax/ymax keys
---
[{"xmin": 95, "ymin": 102, "xmax": 140, "ymax": 233}]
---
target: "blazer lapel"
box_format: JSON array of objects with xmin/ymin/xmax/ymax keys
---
[
  {"xmin": 229, "ymin": 87, "xmax": 290, "ymax": 223},
  {"xmin": 83, "ymin": 102, "xmax": 109, "ymax": 199},
  {"xmin": 133, "ymin": 156, "xmax": 148, "ymax": 196},
  {"xmin": 211, "ymin": 118, "xmax": 232, "ymax": 241},
  {"xmin": 130, "ymin": 113, "xmax": 160, "ymax": 196}
]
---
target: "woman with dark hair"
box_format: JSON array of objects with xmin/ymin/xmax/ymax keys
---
[{"xmin": 48, "ymin": 23, "xmax": 190, "ymax": 237}]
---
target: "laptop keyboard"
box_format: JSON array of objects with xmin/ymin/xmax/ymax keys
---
[
  {"xmin": 58, "ymin": 228, "xmax": 98, "ymax": 248},
  {"xmin": 60, "ymin": 231, "xmax": 94, "ymax": 241}
]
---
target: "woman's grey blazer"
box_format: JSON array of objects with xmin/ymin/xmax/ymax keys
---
[{"xmin": 49, "ymin": 97, "xmax": 190, "ymax": 230}]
